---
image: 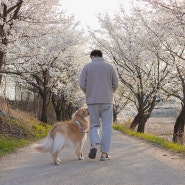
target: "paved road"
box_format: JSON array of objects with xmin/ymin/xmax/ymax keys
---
[{"xmin": 0, "ymin": 129, "xmax": 185, "ymax": 185}]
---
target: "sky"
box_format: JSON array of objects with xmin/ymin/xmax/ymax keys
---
[{"xmin": 60, "ymin": 0, "xmax": 134, "ymax": 30}]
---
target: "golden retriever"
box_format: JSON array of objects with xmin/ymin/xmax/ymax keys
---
[{"xmin": 33, "ymin": 107, "xmax": 89, "ymax": 165}]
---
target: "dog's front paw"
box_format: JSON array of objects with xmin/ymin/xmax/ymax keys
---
[
  {"xmin": 54, "ymin": 158, "xmax": 61, "ymax": 165},
  {"xmin": 57, "ymin": 158, "xmax": 62, "ymax": 163},
  {"xmin": 55, "ymin": 161, "xmax": 60, "ymax": 165},
  {"xmin": 79, "ymin": 156, "xmax": 84, "ymax": 160}
]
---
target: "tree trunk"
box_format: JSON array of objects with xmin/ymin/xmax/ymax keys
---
[
  {"xmin": 130, "ymin": 113, "xmax": 139, "ymax": 130},
  {"xmin": 137, "ymin": 121, "xmax": 145, "ymax": 133},
  {"xmin": 137, "ymin": 114, "xmax": 150, "ymax": 133},
  {"xmin": 56, "ymin": 110, "xmax": 62, "ymax": 121},
  {"xmin": 130, "ymin": 110, "xmax": 154, "ymax": 132},
  {"xmin": 173, "ymin": 105, "xmax": 185, "ymax": 144},
  {"xmin": 0, "ymin": 51, "xmax": 5, "ymax": 83},
  {"xmin": 132, "ymin": 95, "xmax": 158, "ymax": 133},
  {"xmin": 113, "ymin": 105, "xmax": 117, "ymax": 122},
  {"xmin": 41, "ymin": 94, "xmax": 48, "ymax": 123},
  {"xmin": 113, "ymin": 112, "xmax": 117, "ymax": 122}
]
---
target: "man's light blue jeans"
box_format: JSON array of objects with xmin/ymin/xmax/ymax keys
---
[{"xmin": 87, "ymin": 104, "xmax": 113, "ymax": 153}]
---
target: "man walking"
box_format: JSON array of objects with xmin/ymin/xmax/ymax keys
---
[{"xmin": 80, "ymin": 49, "xmax": 118, "ymax": 161}]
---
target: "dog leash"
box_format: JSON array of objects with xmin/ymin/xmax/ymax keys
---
[{"xmin": 74, "ymin": 120, "xmax": 88, "ymax": 133}]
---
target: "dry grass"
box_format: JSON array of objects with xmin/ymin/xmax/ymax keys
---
[
  {"xmin": 0, "ymin": 97, "xmax": 46, "ymax": 139},
  {"xmin": 117, "ymin": 116, "xmax": 176, "ymax": 142},
  {"xmin": 0, "ymin": 98, "xmax": 51, "ymax": 157},
  {"xmin": 145, "ymin": 117, "xmax": 175, "ymax": 142},
  {"xmin": 145, "ymin": 117, "xmax": 175, "ymax": 135}
]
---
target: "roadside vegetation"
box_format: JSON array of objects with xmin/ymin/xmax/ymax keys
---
[
  {"xmin": 0, "ymin": 109, "xmax": 51, "ymax": 157},
  {"xmin": 1, "ymin": 106, "xmax": 184, "ymax": 158},
  {"xmin": 113, "ymin": 123, "xmax": 185, "ymax": 156}
]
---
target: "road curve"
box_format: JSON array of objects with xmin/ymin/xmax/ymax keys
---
[{"xmin": 0, "ymin": 129, "xmax": 185, "ymax": 185}]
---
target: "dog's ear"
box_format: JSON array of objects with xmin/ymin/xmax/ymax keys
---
[
  {"xmin": 82, "ymin": 108, "xmax": 89, "ymax": 116},
  {"xmin": 78, "ymin": 107, "xmax": 89, "ymax": 117},
  {"xmin": 76, "ymin": 109, "xmax": 83, "ymax": 117},
  {"xmin": 85, "ymin": 108, "xmax": 89, "ymax": 115}
]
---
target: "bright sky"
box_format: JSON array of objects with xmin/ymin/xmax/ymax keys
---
[{"xmin": 60, "ymin": 0, "xmax": 134, "ymax": 30}]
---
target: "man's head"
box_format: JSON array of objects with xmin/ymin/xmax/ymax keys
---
[{"xmin": 90, "ymin": 50, "xmax": 103, "ymax": 58}]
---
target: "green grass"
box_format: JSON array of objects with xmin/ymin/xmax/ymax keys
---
[
  {"xmin": 113, "ymin": 123, "xmax": 185, "ymax": 155},
  {"xmin": 0, "ymin": 124, "xmax": 51, "ymax": 157},
  {"xmin": 0, "ymin": 135, "xmax": 29, "ymax": 156},
  {"xmin": 31, "ymin": 124, "xmax": 51, "ymax": 139},
  {"xmin": 0, "ymin": 115, "xmax": 51, "ymax": 157}
]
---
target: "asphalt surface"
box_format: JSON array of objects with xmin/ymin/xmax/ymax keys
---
[{"xmin": 0, "ymin": 129, "xmax": 185, "ymax": 185}]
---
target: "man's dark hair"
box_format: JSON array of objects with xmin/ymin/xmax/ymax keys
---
[{"xmin": 90, "ymin": 50, "xmax": 103, "ymax": 58}]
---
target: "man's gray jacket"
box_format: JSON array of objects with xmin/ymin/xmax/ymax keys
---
[{"xmin": 79, "ymin": 57, "xmax": 118, "ymax": 104}]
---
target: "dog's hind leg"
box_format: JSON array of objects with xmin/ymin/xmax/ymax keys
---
[
  {"xmin": 52, "ymin": 133, "xmax": 65, "ymax": 165},
  {"xmin": 52, "ymin": 152, "xmax": 60, "ymax": 165}
]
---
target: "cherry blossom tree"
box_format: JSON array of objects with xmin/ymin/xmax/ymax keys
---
[
  {"xmin": 2, "ymin": 0, "xmax": 87, "ymax": 123},
  {"xmin": 89, "ymin": 5, "xmax": 172, "ymax": 133},
  {"xmin": 16, "ymin": 25, "xmax": 86, "ymax": 122},
  {"xmin": 141, "ymin": 0, "xmax": 185, "ymax": 143},
  {"xmin": 0, "ymin": 0, "xmax": 23, "ymax": 83}
]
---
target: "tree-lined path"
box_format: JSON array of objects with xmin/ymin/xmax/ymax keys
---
[{"xmin": 0, "ymin": 130, "xmax": 185, "ymax": 185}]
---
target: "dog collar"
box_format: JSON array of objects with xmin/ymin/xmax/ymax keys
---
[
  {"xmin": 75, "ymin": 120, "xmax": 80, "ymax": 125},
  {"xmin": 74, "ymin": 120, "xmax": 88, "ymax": 133}
]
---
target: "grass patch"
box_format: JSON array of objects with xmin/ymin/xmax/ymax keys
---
[
  {"xmin": 113, "ymin": 123, "xmax": 185, "ymax": 155},
  {"xmin": 0, "ymin": 110, "xmax": 51, "ymax": 158},
  {"xmin": 32, "ymin": 124, "xmax": 51, "ymax": 139},
  {"xmin": 0, "ymin": 124, "xmax": 51, "ymax": 157},
  {"xmin": 0, "ymin": 135, "xmax": 29, "ymax": 156}
]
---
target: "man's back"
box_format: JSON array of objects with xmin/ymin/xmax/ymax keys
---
[{"xmin": 80, "ymin": 57, "xmax": 118, "ymax": 104}]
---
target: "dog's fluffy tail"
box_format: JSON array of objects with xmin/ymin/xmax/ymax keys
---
[{"xmin": 33, "ymin": 132, "xmax": 53, "ymax": 153}]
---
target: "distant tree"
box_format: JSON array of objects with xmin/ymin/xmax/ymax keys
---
[
  {"xmin": 113, "ymin": 86, "xmax": 130, "ymax": 122},
  {"xmin": 52, "ymin": 88, "xmax": 78, "ymax": 121},
  {"xmin": 51, "ymin": 70, "xmax": 82, "ymax": 121}
]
